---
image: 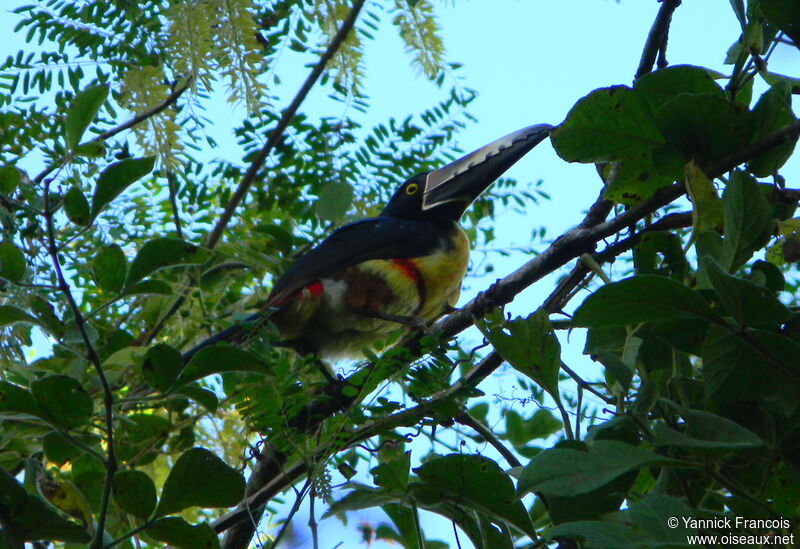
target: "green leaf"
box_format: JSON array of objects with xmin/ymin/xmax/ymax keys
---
[
  {"xmin": 761, "ymin": 0, "xmax": 800, "ymax": 47},
  {"xmin": 30, "ymin": 375, "xmax": 93, "ymax": 429},
  {"xmin": 143, "ymin": 343, "xmax": 183, "ymax": 391},
  {"xmin": 685, "ymin": 160, "xmax": 724, "ymax": 233},
  {"xmin": 42, "ymin": 431, "xmax": 84, "ymax": 466},
  {"xmin": 633, "ymin": 230, "xmax": 690, "ymax": 279},
  {"xmin": 121, "ymin": 279, "xmax": 172, "ymax": 296},
  {"xmin": 178, "ymin": 345, "xmax": 269, "ymax": 386},
  {"xmin": 0, "ymin": 380, "xmax": 43, "ymax": 418},
  {"xmin": 703, "ymin": 257, "xmax": 791, "ymax": 327},
  {"xmin": 28, "ymin": 295, "xmax": 64, "ymax": 338},
  {"xmin": 90, "ymin": 156, "xmax": 155, "ymax": 221},
  {"xmin": 155, "ymin": 447, "xmax": 245, "ymax": 517},
  {"xmin": 599, "ymin": 152, "xmax": 676, "ymax": 205},
  {"xmin": 0, "ymin": 305, "xmax": 40, "ymax": 329},
  {"xmin": 173, "ymin": 384, "xmax": 219, "ymax": 412},
  {"xmin": 517, "ymin": 440, "xmax": 686, "ymax": 498},
  {"xmin": 593, "ymin": 350, "xmax": 634, "ymax": 392},
  {"xmin": 112, "ymin": 470, "xmax": 157, "ymax": 519},
  {"xmin": 63, "ymin": 186, "xmax": 91, "ymax": 226},
  {"xmin": 0, "ymin": 165, "xmax": 22, "ymax": 194},
  {"xmin": 126, "ymin": 237, "xmax": 209, "ymax": 286},
  {"xmin": 5, "ymin": 492, "xmax": 92, "ymax": 543},
  {"xmin": 656, "ymin": 93, "xmax": 754, "ymax": 165},
  {"xmin": 415, "ymin": 454, "xmax": 536, "ymax": 538},
  {"xmin": 74, "ymin": 141, "xmax": 106, "ymax": 158},
  {"xmin": 316, "ymin": 181, "xmax": 354, "ymax": 221},
  {"xmin": 477, "ymin": 309, "xmax": 560, "ymax": 398},
  {"xmin": 92, "ymin": 244, "xmax": 127, "ymax": 293},
  {"xmin": 633, "ymin": 64, "xmax": 725, "ymax": 113},
  {"xmin": 749, "ymin": 83, "xmax": 797, "ymax": 176},
  {"xmin": 371, "ymin": 451, "xmax": 410, "ymax": 493},
  {"xmin": 722, "ymin": 170, "xmax": 773, "ymax": 271},
  {"xmin": 625, "ymin": 495, "xmax": 697, "ymax": 545},
  {"xmin": 0, "ymin": 241, "xmax": 26, "ymax": 282},
  {"xmin": 65, "ymin": 84, "xmax": 108, "ymax": 150},
  {"xmin": 700, "ymin": 325, "xmax": 797, "ymax": 402},
  {"xmin": 146, "ymin": 517, "xmax": 220, "ymax": 549},
  {"xmin": 0, "ymin": 468, "xmax": 27, "ymax": 513},
  {"xmin": 552, "ymin": 85, "xmax": 665, "ymax": 162},
  {"xmin": 544, "ymin": 520, "xmax": 637, "ymax": 548},
  {"xmin": 572, "ymin": 275, "xmax": 722, "ymax": 328},
  {"xmin": 653, "ymin": 409, "xmax": 763, "ymax": 454}
]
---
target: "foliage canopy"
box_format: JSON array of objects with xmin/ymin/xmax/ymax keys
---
[{"xmin": 1, "ymin": 1, "xmax": 800, "ymax": 548}]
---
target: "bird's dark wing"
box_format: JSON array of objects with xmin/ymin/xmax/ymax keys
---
[{"xmin": 268, "ymin": 216, "xmax": 451, "ymax": 305}]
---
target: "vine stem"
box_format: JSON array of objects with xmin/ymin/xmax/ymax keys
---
[{"xmin": 42, "ymin": 178, "xmax": 117, "ymax": 547}]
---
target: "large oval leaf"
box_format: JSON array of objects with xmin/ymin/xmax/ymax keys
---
[
  {"xmin": 154, "ymin": 447, "xmax": 244, "ymax": 517},
  {"xmin": 126, "ymin": 238, "xmax": 209, "ymax": 287}
]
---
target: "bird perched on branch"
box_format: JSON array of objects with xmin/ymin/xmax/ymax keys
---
[{"xmin": 187, "ymin": 124, "xmax": 551, "ymax": 362}]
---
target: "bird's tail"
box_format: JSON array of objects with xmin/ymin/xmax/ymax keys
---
[{"xmin": 181, "ymin": 308, "xmax": 277, "ymax": 363}]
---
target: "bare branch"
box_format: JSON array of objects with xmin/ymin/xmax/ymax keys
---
[
  {"xmin": 42, "ymin": 179, "xmax": 117, "ymax": 547},
  {"xmin": 455, "ymin": 412, "xmax": 521, "ymax": 468},
  {"xmin": 635, "ymin": 0, "xmax": 682, "ymax": 79}
]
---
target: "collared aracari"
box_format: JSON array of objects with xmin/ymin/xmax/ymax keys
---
[{"xmin": 187, "ymin": 124, "xmax": 552, "ymax": 361}]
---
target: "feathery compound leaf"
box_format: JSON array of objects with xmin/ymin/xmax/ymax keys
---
[{"xmin": 393, "ymin": 0, "xmax": 444, "ymax": 80}]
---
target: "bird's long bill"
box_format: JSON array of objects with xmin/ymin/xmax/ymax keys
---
[{"xmin": 422, "ymin": 123, "xmax": 552, "ymax": 211}]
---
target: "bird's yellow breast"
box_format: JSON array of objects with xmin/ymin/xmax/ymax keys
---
[{"xmin": 412, "ymin": 224, "xmax": 470, "ymax": 320}]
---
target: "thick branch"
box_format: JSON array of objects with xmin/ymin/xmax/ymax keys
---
[{"xmin": 205, "ymin": 0, "xmax": 367, "ymax": 250}]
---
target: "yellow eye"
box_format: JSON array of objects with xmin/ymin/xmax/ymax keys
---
[{"xmin": 405, "ymin": 183, "xmax": 419, "ymax": 195}]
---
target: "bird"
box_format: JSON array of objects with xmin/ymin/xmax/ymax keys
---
[{"xmin": 185, "ymin": 124, "xmax": 552, "ymax": 362}]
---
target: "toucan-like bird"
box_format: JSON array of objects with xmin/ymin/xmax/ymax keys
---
[{"xmin": 187, "ymin": 124, "xmax": 552, "ymax": 361}]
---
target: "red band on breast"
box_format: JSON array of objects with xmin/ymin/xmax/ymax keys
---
[
  {"xmin": 306, "ymin": 281, "xmax": 324, "ymax": 297},
  {"xmin": 391, "ymin": 259, "xmax": 426, "ymax": 314}
]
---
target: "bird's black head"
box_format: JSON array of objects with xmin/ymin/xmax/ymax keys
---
[{"xmin": 380, "ymin": 124, "xmax": 552, "ymax": 222}]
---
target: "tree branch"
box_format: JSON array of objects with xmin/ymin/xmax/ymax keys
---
[
  {"xmin": 455, "ymin": 412, "xmax": 521, "ymax": 468},
  {"xmin": 205, "ymin": 0, "xmax": 367, "ymax": 250},
  {"xmin": 42, "ymin": 179, "xmax": 117, "ymax": 547},
  {"xmin": 33, "ymin": 80, "xmax": 191, "ymax": 185},
  {"xmin": 210, "ymin": 117, "xmax": 800, "ymax": 539},
  {"xmin": 215, "ymin": 4, "xmax": 368, "ymax": 547},
  {"xmin": 635, "ymin": 0, "xmax": 682, "ymax": 79}
]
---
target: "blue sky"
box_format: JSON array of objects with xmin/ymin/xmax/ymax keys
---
[{"xmin": 3, "ymin": 1, "xmax": 799, "ymax": 547}]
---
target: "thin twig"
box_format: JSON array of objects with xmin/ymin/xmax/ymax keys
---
[
  {"xmin": 42, "ymin": 178, "xmax": 117, "ymax": 548},
  {"xmin": 269, "ymin": 478, "xmax": 312, "ymax": 549},
  {"xmin": 560, "ymin": 362, "xmax": 613, "ymax": 405},
  {"xmin": 33, "ymin": 81, "xmax": 191, "ymax": 185},
  {"xmin": 204, "ymin": 0, "xmax": 367, "ymax": 249},
  {"xmin": 166, "ymin": 170, "xmax": 184, "ymax": 238},
  {"xmin": 309, "ymin": 482, "xmax": 319, "ymax": 549},
  {"xmin": 635, "ymin": 0, "xmax": 682, "ymax": 79},
  {"xmin": 455, "ymin": 412, "xmax": 521, "ymax": 468}
]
